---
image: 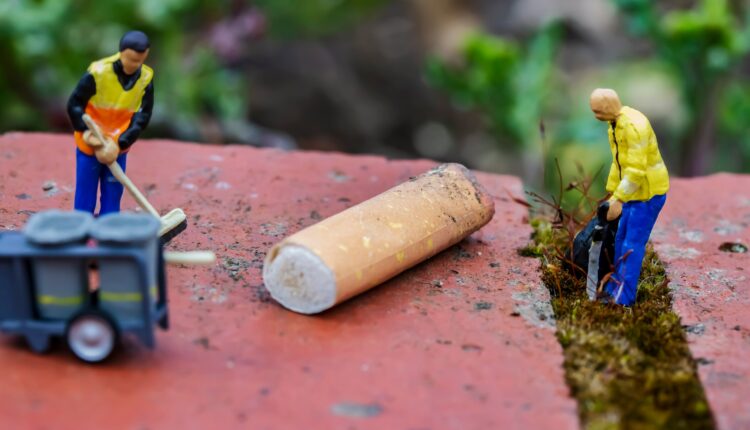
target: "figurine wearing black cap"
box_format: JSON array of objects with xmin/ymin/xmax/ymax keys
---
[{"xmin": 67, "ymin": 31, "xmax": 154, "ymax": 215}]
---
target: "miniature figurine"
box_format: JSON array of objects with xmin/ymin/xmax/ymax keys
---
[
  {"xmin": 589, "ymin": 88, "xmax": 670, "ymax": 306},
  {"xmin": 67, "ymin": 30, "xmax": 154, "ymax": 215}
]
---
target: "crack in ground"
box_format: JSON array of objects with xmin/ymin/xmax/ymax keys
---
[{"xmin": 524, "ymin": 219, "xmax": 715, "ymax": 430}]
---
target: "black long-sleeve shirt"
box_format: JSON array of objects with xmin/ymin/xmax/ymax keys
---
[{"xmin": 67, "ymin": 59, "xmax": 154, "ymax": 151}]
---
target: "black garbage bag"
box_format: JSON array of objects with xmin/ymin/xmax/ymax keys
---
[{"xmin": 570, "ymin": 202, "xmax": 619, "ymax": 299}]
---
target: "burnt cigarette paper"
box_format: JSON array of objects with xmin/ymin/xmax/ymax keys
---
[{"xmin": 263, "ymin": 163, "xmax": 495, "ymax": 314}]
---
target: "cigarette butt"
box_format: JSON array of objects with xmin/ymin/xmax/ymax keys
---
[{"xmin": 262, "ymin": 163, "xmax": 495, "ymax": 314}]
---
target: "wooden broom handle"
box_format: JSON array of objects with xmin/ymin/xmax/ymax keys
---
[{"xmin": 81, "ymin": 114, "xmax": 161, "ymax": 219}]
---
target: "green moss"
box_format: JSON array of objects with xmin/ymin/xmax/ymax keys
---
[{"xmin": 531, "ymin": 221, "xmax": 715, "ymax": 430}]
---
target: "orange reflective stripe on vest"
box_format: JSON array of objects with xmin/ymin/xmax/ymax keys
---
[{"xmin": 75, "ymin": 53, "xmax": 154, "ymax": 155}]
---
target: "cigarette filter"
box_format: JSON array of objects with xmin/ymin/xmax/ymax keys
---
[{"xmin": 262, "ymin": 163, "xmax": 495, "ymax": 314}]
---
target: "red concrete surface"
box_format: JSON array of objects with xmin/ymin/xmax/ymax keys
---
[
  {"xmin": 651, "ymin": 174, "xmax": 750, "ymax": 430},
  {"xmin": 0, "ymin": 133, "xmax": 578, "ymax": 430}
]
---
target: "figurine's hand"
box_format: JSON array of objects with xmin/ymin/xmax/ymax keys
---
[
  {"xmin": 83, "ymin": 130, "xmax": 103, "ymax": 148},
  {"xmin": 607, "ymin": 198, "xmax": 623, "ymax": 221},
  {"xmin": 95, "ymin": 140, "xmax": 119, "ymax": 165}
]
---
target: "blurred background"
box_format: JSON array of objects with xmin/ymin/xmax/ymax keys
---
[{"xmin": 1, "ymin": 0, "xmax": 749, "ymax": 201}]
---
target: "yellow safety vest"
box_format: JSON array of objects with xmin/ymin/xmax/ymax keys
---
[
  {"xmin": 74, "ymin": 53, "xmax": 153, "ymax": 155},
  {"xmin": 606, "ymin": 106, "xmax": 670, "ymax": 202}
]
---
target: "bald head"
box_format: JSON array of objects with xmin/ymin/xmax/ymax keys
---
[{"xmin": 590, "ymin": 88, "xmax": 622, "ymax": 122}]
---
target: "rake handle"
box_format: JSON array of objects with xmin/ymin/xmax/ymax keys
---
[{"xmin": 81, "ymin": 114, "xmax": 161, "ymax": 219}]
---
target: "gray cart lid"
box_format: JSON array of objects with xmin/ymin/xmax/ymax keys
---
[
  {"xmin": 90, "ymin": 213, "xmax": 160, "ymax": 245},
  {"xmin": 24, "ymin": 210, "xmax": 94, "ymax": 246}
]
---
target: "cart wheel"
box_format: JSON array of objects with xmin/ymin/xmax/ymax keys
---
[{"xmin": 66, "ymin": 311, "xmax": 117, "ymax": 363}]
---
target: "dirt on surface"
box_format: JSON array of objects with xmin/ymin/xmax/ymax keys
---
[{"xmin": 0, "ymin": 133, "xmax": 579, "ymax": 429}]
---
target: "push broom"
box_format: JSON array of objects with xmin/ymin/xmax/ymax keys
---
[{"xmin": 82, "ymin": 114, "xmax": 187, "ymax": 242}]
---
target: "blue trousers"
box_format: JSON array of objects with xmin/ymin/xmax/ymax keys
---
[
  {"xmin": 605, "ymin": 194, "xmax": 667, "ymax": 306},
  {"xmin": 74, "ymin": 148, "xmax": 128, "ymax": 216}
]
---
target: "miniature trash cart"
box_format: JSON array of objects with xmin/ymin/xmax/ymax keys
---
[{"xmin": 0, "ymin": 210, "xmax": 168, "ymax": 363}]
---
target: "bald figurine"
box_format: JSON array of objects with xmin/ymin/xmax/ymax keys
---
[{"xmin": 589, "ymin": 88, "xmax": 669, "ymax": 306}]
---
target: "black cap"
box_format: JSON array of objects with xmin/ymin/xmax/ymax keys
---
[{"xmin": 119, "ymin": 31, "xmax": 150, "ymax": 53}]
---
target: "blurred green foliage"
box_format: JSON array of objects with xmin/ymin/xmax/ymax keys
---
[
  {"xmin": 425, "ymin": 23, "xmax": 562, "ymax": 152},
  {"xmin": 428, "ymin": 0, "xmax": 749, "ymax": 206},
  {"xmin": 613, "ymin": 0, "xmax": 750, "ymax": 174},
  {"xmin": 0, "ymin": 0, "xmax": 247, "ymax": 139},
  {"xmin": 0, "ymin": 0, "xmax": 747, "ymax": 181},
  {"xmin": 0, "ymin": 0, "xmax": 387, "ymax": 139},
  {"xmin": 256, "ymin": 0, "xmax": 388, "ymax": 37},
  {"xmin": 718, "ymin": 81, "xmax": 750, "ymax": 165},
  {"xmin": 426, "ymin": 23, "xmax": 597, "ymax": 201}
]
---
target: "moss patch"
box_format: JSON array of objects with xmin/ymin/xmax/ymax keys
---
[{"xmin": 527, "ymin": 218, "xmax": 715, "ymax": 430}]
